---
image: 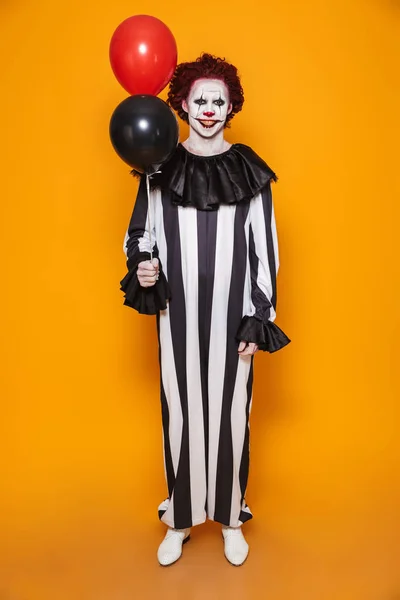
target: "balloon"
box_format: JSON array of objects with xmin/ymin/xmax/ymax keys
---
[
  {"xmin": 109, "ymin": 95, "xmax": 179, "ymax": 174},
  {"xmin": 109, "ymin": 15, "xmax": 177, "ymax": 96}
]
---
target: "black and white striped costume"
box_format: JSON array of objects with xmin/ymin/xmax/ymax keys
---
[{"xmin": 121, "ymin": 143, "xmax": 290, "ymax": 529}]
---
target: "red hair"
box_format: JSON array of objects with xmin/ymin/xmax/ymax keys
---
[{"xmin": 167, "ymin": 53, "xmax": 244, "ymax": 127}]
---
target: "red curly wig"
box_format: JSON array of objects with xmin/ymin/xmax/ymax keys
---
[{"xmin": 167, "ymin": 53, "xmax": 244, "ymax": 127}]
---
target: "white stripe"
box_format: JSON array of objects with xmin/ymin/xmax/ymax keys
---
[
  {"xmin": 229, "ymin": 354, "xmax": 252, "ymax": 525},
  {"xmin": 138, "ymin": 195, "xmax": 157, "ymax": 254},
  {"xmin": 178, "ymin": 206, "xmax": 207, "ymax": 524},
  {"xmin": 243, "ymin": 209, "xmax": 256, "ymax": 317},
  {"xmin": 250, "ymin": 192, "xmax": 276, "ymax": 321},
  {"xmin": 156, "ymin": 192, "xmax": 182, "ymax": 526},
  {"xmin": 123, "ymin": 188, "xmax": 158, "ymax": 256},
  {"xmin": 229, "ymin": 210, "xmax": 256, "ymax": 524},
  {"xmin": 271, "ymin": 200, "xmax": 279, "ymax": 273},
  {"xmin": 158, "ymin": 498, "xmax": 169, "ymax": 515},
  {"xmin": 153, "ymin": 189, "xmax": 167, "ymax": 277},
  {"xmin": 123, "ymin": 230, "xmax": 129, "ymax": 256},
  {"xmin": 207, "ymin": 205, "xmax": 236, "ymax": 520}
]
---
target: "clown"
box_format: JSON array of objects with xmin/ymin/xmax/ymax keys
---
[{"xmin": 120, "ymin": 53, "xmax": 291, "ymax": 566}]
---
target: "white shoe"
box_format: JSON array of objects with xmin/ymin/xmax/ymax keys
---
[
  {"xmin": 222, "ymin": 525, "xmax": 249, "ymax": 566},
  {"xmin": 157, "ymin": 527, "xmax": 191, "ymax": 566}
]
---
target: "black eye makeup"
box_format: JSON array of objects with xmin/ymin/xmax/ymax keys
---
[
  {"xmin": 214, "ymin": 99, "xmax": 226, "ymax": 107},
  {"xmin": 194, "ymin": 98, "xmax": 207, "ymax": 106}
]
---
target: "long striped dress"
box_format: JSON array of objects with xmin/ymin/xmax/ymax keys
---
[{"xmin": 120, "ymin": 143, "xmax": 290, "ymax": 529}]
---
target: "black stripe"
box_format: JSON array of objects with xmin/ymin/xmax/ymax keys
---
[
  {"xmin": 214, "ymin": 203, "xmax": 249, "ymax": 525},
  {"xmin": 239, "ymin": 509, "xmax": 253, "ymax": 524},
  {"xmin": 197, "ymin": 210, "xmax": 218, "ymax": 514},
  {"xmin": 161, "ymin": 193, "xmax": 192, "ymax": 529},
  {"xmin": 239, "ymin": 356, "xmax": 253, "ymax": 503},
  {"xmin": 261, "ymin": 183, "xmax": 277, "ymax": 310},
  {"xmin": 157, "ymin": 313, "xmax": 175, "ymax": 498}
]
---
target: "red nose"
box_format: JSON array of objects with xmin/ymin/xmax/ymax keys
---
[{"xmin": 203, "ymin": 111, "xmax": 215, "ymax": 117}]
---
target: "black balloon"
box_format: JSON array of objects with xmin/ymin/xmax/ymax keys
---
[{"xmin": 109, "ymin": 95, "xmax": 179, "ymax": 174}]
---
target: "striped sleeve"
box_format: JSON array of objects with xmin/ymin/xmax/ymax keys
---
[
  {"xmin": 123, "ymin": 176, "xmax": 158, "ymax": 268},
  {"xmin": 120, "ymin": 176, "xmax": 171, "ymax": 315},
  {"xmin": 236, "ymin": 182, "xmax": 291, "ymax": 352}
]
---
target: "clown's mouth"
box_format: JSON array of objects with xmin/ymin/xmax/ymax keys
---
[{"xmin": 196, "ymin": 119, "xmax": 221, "ymax": 129}]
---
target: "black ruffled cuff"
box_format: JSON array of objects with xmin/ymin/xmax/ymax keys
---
[
  {"xmin": 236, "ymin": 315, "xmax": 291, "ymax": 353},
  {"xmin": 120, "ymin": 257, "xmax": 171, "ymax": 315}
]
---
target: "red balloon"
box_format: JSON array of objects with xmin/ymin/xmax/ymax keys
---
[{"xmin": 109, "ymin": 15, "xmax": 177, "ymax": 96}]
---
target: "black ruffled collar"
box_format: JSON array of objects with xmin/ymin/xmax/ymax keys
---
[{"xmin": 149, "ymin": 143, "xmax": 277, "ymax": 211}]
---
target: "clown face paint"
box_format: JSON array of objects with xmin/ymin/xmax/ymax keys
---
[{"xmin": 182, "ymin": 78, "xmax": 232, "ymax": 139}]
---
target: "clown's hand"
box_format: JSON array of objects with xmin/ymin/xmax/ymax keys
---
[
  {"xmin": 238, "ymin": 341, "xmax": 258, "ymax": 356},
  {"xmin": 137, "ymin": 258, "xmax": 160, "ymax": 288}
]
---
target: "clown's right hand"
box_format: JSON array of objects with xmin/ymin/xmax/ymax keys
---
[{"xmin": 137, "ymin": 259, "xmax": 160, "ymax": 288}]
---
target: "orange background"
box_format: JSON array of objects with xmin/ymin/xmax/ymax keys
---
[{"xmin": 1, "ymin": 0, "xmax": 399, "ymax": 598}]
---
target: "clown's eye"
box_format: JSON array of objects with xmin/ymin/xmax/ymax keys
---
[
  {"xmin": 214, "ymin": 99, "xmax": 225, "ymax": 107},
  {"xmin": 194, "ymin": 98, "xmax": 207, "ymax": 105}
]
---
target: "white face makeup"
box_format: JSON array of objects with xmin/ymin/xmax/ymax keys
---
[{"xmin": 182, "ymin": 78, "xmax": 232, "ymax": 139}]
